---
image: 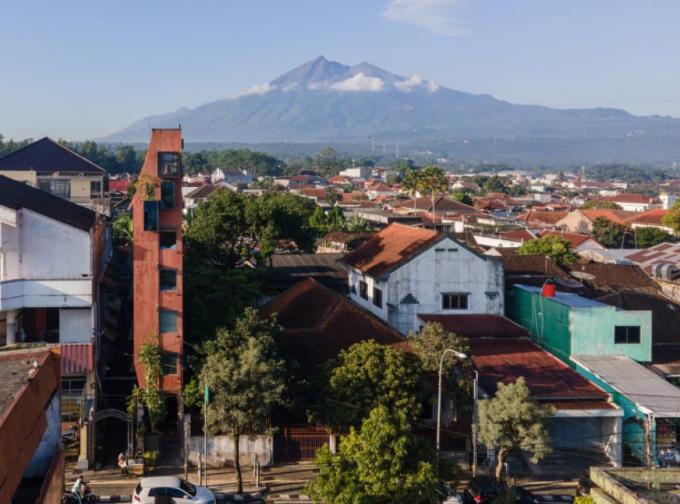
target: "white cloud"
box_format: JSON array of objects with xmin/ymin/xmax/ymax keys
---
[
  {"xmin": 282, "ymin": 83, "xmax": 299, "ymax": 92},
  {"xmin": 394, "ymin": 74, "xmax": 424, "ymax": 92},
  {"xmin": 229, "ymin": 82, "xmax": 277, "ymax": 100},
  {"xmin": 394, "ymin": 74, "xmax": 440, "ymax": 93},
  {"xmin": 382, "ymin": 0, "xmax": 468, "ymax": 36},
  {"xmin": 329, "ymin": 73, "xmax": 385, "ymax": 92}
]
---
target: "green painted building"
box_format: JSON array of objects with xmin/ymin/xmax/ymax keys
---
[{"xmin": 507, "ymin": 285, "xmax": 652, "ymax": 364}]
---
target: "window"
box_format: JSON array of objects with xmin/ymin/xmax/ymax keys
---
[
  {"xmin": 160, "ymin": 181, "xmax": 175, "ymax": 209},
  {"xmin": 159, "ymin": 309, "xmax": 178, "ymax": 333},
  {"xmin": 39, "ymin": 179, "xmax": 71, "ymax": 198},
  {"xmin": 90, "ymin": 180, "xmax": 102, "ymax": 195},
  {"xmin": 373, "ymin": 287, "xmax": 383, "ymax": 308},
  {"xmin": 442, "ymin": 293, "xmax": 468, "ymax": 310},
  {"xmin": 615, "ymin": 326, "xmax": 641, "ymax": 344},
  {"xmin": 420, "ymin": 396, "xmax": 434, "ymax": 420},
  {"xmin": 359, "ymin": 281, "xmax": 368, "ymax": 300},
  {"xmin": 143, "ymin": 201, "xmax": 159, "ymax": 232},
  {"xmin": 160, "ymin": 269, "xmax": 177, "ymax": 291},
  {"xmin": 160, "ymin": 229, "xmax": 177, "ymax": 250},
  {"xmin": 166, "ymin": 488, "xmax": 188, "ymax": 499},
  {"xmin": 158, "ymin": 152, "xmax": 180, "ymax": 178},
  {"xmin": 162, "ymin": 352, "xmax": 179, "ymax": 375}
]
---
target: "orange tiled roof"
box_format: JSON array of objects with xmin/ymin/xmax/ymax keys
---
[
  {"xmin": 340, "ymin": 223, "xmax": 442, "ymax": 277},
  {"xmin": 626, "ymin": 209, "xmax": 669, "ymax": 226},
  {"xmin": 538, "ymin": 230, "xmax": 597, "ymax": 248},
  {"xmin": 517, "ymin": 210, "xmax": 569, "ymax": 225},
  {"xmin": 579, "ymin": 209, "xmax": 637, "ymax": 225}
]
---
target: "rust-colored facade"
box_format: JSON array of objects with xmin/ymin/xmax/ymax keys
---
[{"xmin": 133, "ymin": 129, "xmax": 184, "ymax": 394}]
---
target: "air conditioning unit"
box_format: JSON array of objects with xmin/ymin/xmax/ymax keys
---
[{"xmin": 651, "ymin": 263, "xmax": 680, "ymax": 281}]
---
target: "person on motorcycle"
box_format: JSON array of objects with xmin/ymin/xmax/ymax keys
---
[{"xmin": 71, "ymin": 476, "xmax": 86, "ymax": 503}]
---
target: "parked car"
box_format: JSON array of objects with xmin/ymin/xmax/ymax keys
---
[
  {"xmin": 133, "ymin": 477, "xmax": 216, "ymax": 504},
  {"xmin": 462, "ymin": 476, "xmax": 538, "ymax": 504}
]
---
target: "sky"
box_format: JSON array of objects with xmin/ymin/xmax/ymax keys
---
[{"xmin": 1, "ymin": 0, "xmax": 679, "ymax": 140}]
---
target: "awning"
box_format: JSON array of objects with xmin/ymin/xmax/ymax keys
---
[{"xmin": 61, "ymin": 343, "xmax": 93, "ymax": 375}]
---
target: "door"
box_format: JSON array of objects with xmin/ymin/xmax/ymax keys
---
[{"xmin": 165, "ymin": 488, "xmax": 192, "ymax": 504}]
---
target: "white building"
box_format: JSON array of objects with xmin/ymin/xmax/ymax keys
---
[
  {"xmin": 211, "ymin": 167, "xmax": 254, "ymax": 185},
  {"xmin": 339, "ymin": 167, "xmax": 372, "ymax": 179},
  {"xmin": 339, "ymin": 223, "xmax": 504, "ymax": 335}
]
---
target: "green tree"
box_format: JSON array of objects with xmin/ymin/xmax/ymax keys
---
[
  {"xmin": 112, "ymin": 212, "xmax": 133, "ymax": 246},
  {"xmin": 137, "ymin": 333, "xmax": 167, "ymax": 432},
  {"xmin": 386, "ymin": 173, "xmax": 402, "ymax": 186},
  {"xmin": 116, "ymin": 145, "xmax": 138, "ymax": 173},
  {"xmin": 309, "ymin": 207, "xmax": 328, "ymax": 235},
  {"xmin": 579, "ymin": 200, "xmax": 623, "ymax": 210},
  {"xmin": 635, "ymin": 226, "xmax": 673, "ymax": 248},
  {"xmin": 306, "ymin": 405, "xmax": 454, "ymax": 504},
  {"xmin": 314, "ymin": 146, "xmax": 341, "ymax": 176},
  {"xmin": 451, "ymin": 191, "xmax": 474, "ymax": 206},
  {"xmin": 478, "ymin": 377, "xmax": 553, "ymax": 480},
  {"xmin": 402, "ymin": 169, "xmax": 424, "ymax": 213},
  {"xmin": 591, "ymin": 217, "xmax": 632, "ymax": 248},
  {"xmin": 325, "ymin": 186, "xmax": 342, "ymax": 205},
  {"xmin": 420, "ymin": 165, "xmax": 448, "ymax": 223},
  {"xmin": 200, "ymin": 309, "xmax": 288, "ymax": 494},
  {"xmin": 326, "ymin": 206, "xmax": 345, "ymax": 230},
  {"xmin": 312, "ymin": 340, "xmax": 422, "ymax": 433},
  {"xmin": 662, "ymin": 200, "xmax": 680, "ymax": 234},
  {"xmin": 518, "ymin": 235, "xmax": 578, "ymax": 265},
  {"xmin": 483, "ymin": 176, "xmax": 508, "ymax": 194}
]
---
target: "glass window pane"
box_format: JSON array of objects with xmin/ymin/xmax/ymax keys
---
[
  {"xmin": 160, "ymin": 310, "xmax": 178, "ymax": 333},
  {"xmin": 160, "ymin": 269, "xmax": 177, "ymax": 291},
  {"xmin": 143, "ymin": 201, "xmax": 159, "ymax": 232},
  {"xmin": 160, "ymin": 229, "xmax": 177, "ymax": 250},
  {"xmin": 160, "ymin": 181, "xmax": 175, "ymax": 209},
  {"xmin": 158, "ymin": 152, "xmax": 180, "ymax": 178}
]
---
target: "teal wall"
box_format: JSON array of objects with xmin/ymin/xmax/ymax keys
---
[
  {"xmin": 507, "ymin": 286, "xmax": 652, "ymax": 364},
  {"xmin": 507, "ymin": 286, "xmax": 573, "ymax": 363}
]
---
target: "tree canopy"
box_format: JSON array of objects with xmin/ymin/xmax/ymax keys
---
[
  {"xmin": 579, "ymin": 200, "xmax": 623, "ymax": 210},
  {"xmin": 478, "ymin": 377, "xmax": 553, "ymax": 479},
  {"xmin": 635, "ymin": 226, "xmax": 674, "ymax": 248},
  {"xmin": 312, "ymin": 340, "xmax": 422, "ymax": 433},
  {"xmin": 518, "ymin": 235, "xmax": 578, "ymax": 265},
  {"xmin": 200, "ymin": 309, "xmax": 289, "ymax": 493},
  {"xmin": 591, "ymin": 217, "xmax": 633, "ymax": 249},
  {"xmin": 306, "ymin": 405, "xmax": 454, "ymax": 504}
]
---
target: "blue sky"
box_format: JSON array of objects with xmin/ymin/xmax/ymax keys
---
[{"xmin": 1, "ymin": 0, "xmax": 678, "ymax": 140}]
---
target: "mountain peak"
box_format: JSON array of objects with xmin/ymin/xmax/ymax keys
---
[{"xmin": 272, "ymin": 56, "xmax": 349, "ymax": 88}]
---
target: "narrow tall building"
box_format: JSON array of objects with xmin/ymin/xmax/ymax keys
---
[{"xmin": 133, "ymin": 129, "xmax": 184, "ymax": 413}]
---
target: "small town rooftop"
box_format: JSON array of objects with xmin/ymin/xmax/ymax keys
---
[{"xmin": 515, "ymin": 285, "xmax": 611, "ymax": 309}]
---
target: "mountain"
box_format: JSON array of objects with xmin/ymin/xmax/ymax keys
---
[{"xmin": 103, "ymin": 56, "xmax": 680, "ymax": 162}]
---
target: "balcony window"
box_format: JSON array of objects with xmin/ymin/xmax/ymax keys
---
[
  {"xmin": 373, "ymin": 287, "xmax": 383, "ymax": 309},
  {"xmin": 442, "ymin": 293, "xmax": 468, "ymax": 310},
  {"xmin": 359, "ymin": 281, "xmax": 368, "ymax": 300},
  {"xmin": 158, "ymin": 152, "xmax": 180, "ymax": 178},
  {"xmin": 143, "ymin": 201, "xmax": 159, "ymax": 231},
  {"xmin": 160, "ymin": 228, "xmax": 177, "ymax": 250},
  {"xmin": 159, "ymin": 309, "xmax": 178, "ymax": 333},
  {"xmin": 90, "ymin": 181, "xmax": 102, "ymax": 195},
  {"xmin": 160, "ymin": 268, "xmax": 177, "ymax": 291},
  {"xmin": 615, "ymin": 326, "xmax": 641, "ymax": 344},
  {"xmin": 160, "ymin": 181, "xmax": 175, "ymax": 209},
  {"xmin": 162, "ymin": 352, "xmax": 179, "ymax": 375},
  {"xmin": 39, "ymin": 179, "xmax": 71, "ymax": 198}
]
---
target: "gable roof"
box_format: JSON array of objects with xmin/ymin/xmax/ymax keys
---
[
  {"xmin": 265, "ymin": 253, "xmax": 349, "ymax": 295},
  {"xmin": 339, "ymin": 223, "xmax": 443, "ymax": 277},
  {"xmin": 0, "ymin": 137, "xmax": 105, "ymax": 174},
  {"xmin": 538, "ymin": 230, "xmax": 599, "ymax": 248},
  {"xmin": 578, "ymin": 209, "xmax": 637, "ymax": 225},
  {"xmin": 471, "ymin": 338, "xmax": 611, "ymax": 403},
  {"xmin": 626, "ymin": 209, "xmax": 669, "ymax": 226},
  {"xmin": 596, "ymin": 194, "xmax": 655, "ymax": 204},
  {"xmin": 0, "ymin": 175, "xmax": 97, "ymax": 232},
  {"xmin": 186, "ymin": 184, "xmax": 224, "ymax": 200},
  {"xmin": 395, "ymin": 196, "xmax": 476, "ymax": 213},
  {"xmin": 516, "ymin": 210, "xmax": 568, "ymax": 225},
  {"xmin": 260, "ymin": 278, "xmax": 405, "ymax": 372}
]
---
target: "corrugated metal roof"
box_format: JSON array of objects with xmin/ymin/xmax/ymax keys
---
[
  {"xmin": 571, "ymin": 355, "xmax": 680, "ymax": 417},
  {"xmin": 516, "ymin": 285, "xmax": 610, "ymax": 308}
]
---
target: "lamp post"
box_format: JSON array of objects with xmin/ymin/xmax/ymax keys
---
[{"xmin": 436, "ymin": 349, "xmax": 468, "ymax": 454}]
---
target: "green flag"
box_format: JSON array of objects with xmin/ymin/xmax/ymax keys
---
[{"xmin": 204, "ymin": 385, "xmax": 210, "ymax": 405}]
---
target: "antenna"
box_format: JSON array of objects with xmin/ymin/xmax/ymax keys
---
[{"xmin": 396, "ymin": 143, "xmax": 399, "ymax": 158}]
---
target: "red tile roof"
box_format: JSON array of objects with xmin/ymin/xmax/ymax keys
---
[
  {"xmin": 597, "ymin": 194, "xmax": 655, "ymax": 204},
  {"xmin": 498, "ymin": 229, "xmax": 536, "ymax": 242},
  {"xmin": 517, "ymin": 210, "xmax": 569, "ymax": 225},
  {"xmin": 579, "ymin": 209, "xmax": 637, "ymax": 225},
  {"xmin": 470, "ymin": 338, "xmax": 610, "ymax": 403},
  {"xmin": 627, "ymin": 209, "xmax": 669, "ymax": 226},
  {"xmin": 418, "ymin": 315, "xmax": 530, "ymax": 338},
  {"xmin": 340, "ymin": 223, "xmax": 443, "ymax": 278},
  {"xmin": 108, "ymin": 180, "xmax": 130, "ymax": 193},
  {"xmin": 538, "ymin": 230, "xmax": 597, "ymax": 248},
  {"xmin": 260, "ymin": 278, "xmax": 405, "ymax": 373}
]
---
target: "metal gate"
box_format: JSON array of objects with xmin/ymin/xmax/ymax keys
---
[{"xmin": 274, "ymin": 427, "xmax": 329, "ymax": 461}]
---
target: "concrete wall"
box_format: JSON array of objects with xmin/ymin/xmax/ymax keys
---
[
  {"xmin": 0, "ymin": 170, "xmax": 37, "ymax": 186},
  {"xmin": 59, "ymin": 308, "xmax": 93, "ymax": 343},
  {"xmin": 349, "ymin": 237, "xmax": 504, "ymax": 335},
  {"xmin": 189, "ymin": 435, "xmax": 274, "ymax": 467}
]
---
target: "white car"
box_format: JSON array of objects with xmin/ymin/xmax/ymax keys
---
[{"xmin": 133, "ymin": 477, "xmax": 216, "ymax": 504}]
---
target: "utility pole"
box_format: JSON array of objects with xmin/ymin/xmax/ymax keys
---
[
  {"xmin": 472, "ymin": 371, "xmax": 479, "ymax": 477},
  {"xmin": 184, "ymin": 421, "xmax": 190, "ymax": 481},
  {"xmin": 436, "ymin": 349, "xmax": 468, "ymax": 454},
  {"xmin": 204, "ymin": 385, "xmax": 209, "ymax": 488}
]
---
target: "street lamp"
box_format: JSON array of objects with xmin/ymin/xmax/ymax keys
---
[{"xmin": 436, "ymin": 349, "xmax": 468, "ymax": 455}]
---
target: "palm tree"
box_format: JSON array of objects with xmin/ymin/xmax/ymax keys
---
[
  {"xmin": 420, "ymin": 165, "xmax": 448, "ymax": 224},
  {"xmin": 402, "ymin": 169, "xmax": 424, "ymax": 214}
]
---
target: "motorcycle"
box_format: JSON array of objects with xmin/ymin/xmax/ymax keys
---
[{"xmin": 62, "ymin": 482, "xmax": 97, "ymax": 504}]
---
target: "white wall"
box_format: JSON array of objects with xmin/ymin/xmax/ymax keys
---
[
  {"xmin": 189, "ymin": 435, "xmax": 274, "ymax": 466},
  {"xmin": 348, "ymin": 237, "xmax": 504, "ymax": 335},
  {"xmin": 472, "ymin": 235, "xmax": 523, "ymax": 249},
  {"xmin": 59, "ymin": 308, "xmax": 93, "ymax": 343}
]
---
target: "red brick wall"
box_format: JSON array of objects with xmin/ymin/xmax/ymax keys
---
[
  {"xmin": 132, "ymin": 129, "xmax": 184, "ymax": 393},
  {"xmin": 36, "ymin": 450, "xmax": 65, "ymax": 504},
  {"xmin": 0, "ymin": 351, "xmax": 60, "ymax": 504}
]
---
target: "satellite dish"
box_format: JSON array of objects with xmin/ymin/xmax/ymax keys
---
[
  {"xmin": 554, "ymin": 277, "xmax": 584, "ymax": 288},
  {"xmin": 570, "ymin": 271, "xmax": 596, "ymax": 280}
]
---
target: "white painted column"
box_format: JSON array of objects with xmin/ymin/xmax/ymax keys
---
[{"xmin": 6, "ymin": 310, "xmax": 16, "ymax": 345}]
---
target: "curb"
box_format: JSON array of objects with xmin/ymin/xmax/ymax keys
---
[{"xmin": 97, "ymin": 497, "xmax": 131, "ymax": 503}]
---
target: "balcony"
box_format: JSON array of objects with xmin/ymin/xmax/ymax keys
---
[{"xmin": 0, "ymin": 277, "xmax": 92, "ymax": 311}]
